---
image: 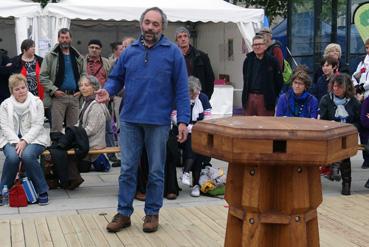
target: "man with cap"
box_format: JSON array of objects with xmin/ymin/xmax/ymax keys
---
[
  {"xmin": 258, "ymin": 27, "xmax": 284, "ymax": 71},
  {"xmin": 83, "ymin": 39, "xmax": 121, "ymax": 165},
  {"xmin": 40, "ymin": 28, "xmax": 85, "ymax": 132},
  {"xmin": 175, "ymin": 26, "xmax": 215, "ymax": 99}
]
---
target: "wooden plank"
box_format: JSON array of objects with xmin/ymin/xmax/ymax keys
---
[
  {"xmin": 45, "ymin": 216, "xmax": 68, "ymax": 247},
  {"xmin": 42, "ymin": 146, "xmax": 120, "ymax": 156},
  {"xmin": 58, "ymin": 215, "xmax": 82, "ymax": 247},
  {"xmin": 10, "ymin": 219, "xmax": 25, "ymax": 247},
  {"xmin": 35, "ymin": 217, "xmax": 53, "ymax": 247},
  {"xmin": 0, "ymin": 219, "xmax": 11, "ymax": 247},
  {"xmin": 91, "ymin": 213, "xmax": 124, "ymax": 247},
  {"xmin": 23, "ymin": 218, "xmax": 39, "ymax": 247},
  {"xmin": 69, "ymin": 215, "xmax": 95, "ymax": 247},
  {"xmin": 80, "ymin": 214, "xmax": 110, "ymax": 247}
]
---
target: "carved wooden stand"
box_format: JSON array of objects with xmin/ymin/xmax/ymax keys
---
[{"xmin": 192, "ymin": 117, "xmax": 357, "ymax": 247}]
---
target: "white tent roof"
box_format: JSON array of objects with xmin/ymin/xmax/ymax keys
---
[
  {"xmin": 44, "ymin": 0, "xmax": 263, "ymax": 24},
  {"xmin": 0, "ymin": 0, "xmax": 41, "ymax": 18}
]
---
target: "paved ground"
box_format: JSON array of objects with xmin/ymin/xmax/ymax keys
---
[{"xmin": 0, "ymin": 145, "xmax": 369, "ymax": 220}]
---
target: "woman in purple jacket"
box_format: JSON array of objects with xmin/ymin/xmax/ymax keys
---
[
  {"xmin": 360, "ymin": 97, "xmax": 369, "ymax": 174},
  {"xmin": 276, "ymin": 69, "xmax": 318, "ymax": 118}
]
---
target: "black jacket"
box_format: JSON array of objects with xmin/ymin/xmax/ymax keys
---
[
  {"xmin": 319, "ymin": 93, "xmax": 360, "ymax": 128},
  {"xmin": 242, "ymin": 52, "xmax": 283, "ymax": 110},
  {"xmin": 9, "ymin": 54, "xmax": 43, "ymax": 74},
  {"xmin": 0, "ymin": 50, "xmax": 10, "ymax": 104},
  {"xmin": 187, "ymin": 46, "xmax": 215, "ymax": 99}
]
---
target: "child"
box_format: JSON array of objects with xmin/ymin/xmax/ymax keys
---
[{"xmin": 310, "ymin": 56, "xmax": 338, "ymax": 102}]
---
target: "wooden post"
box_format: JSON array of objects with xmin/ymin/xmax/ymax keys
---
[{"xmin": 192, "ymin": 117, "xmax": 357, "ymax": 247}]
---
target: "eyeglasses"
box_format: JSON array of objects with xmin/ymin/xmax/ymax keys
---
[
  {"xmin": 89, "ymin": 46, "xmax": 101, "ymax": 50},
  {"xmin": 252, "ymin": 43, "xmax": 265, "ymax": 47}
]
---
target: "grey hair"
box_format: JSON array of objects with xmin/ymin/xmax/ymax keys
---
[
  {"xmin": 140, "ymin": 7, "xmax": 168, "ymax": 30},
  {"xmin": 188, "ymin": 76, "xmax": 202, "ymax": 94},
  {"xmin": 175, "ymin": 27, "xmax": 190, "ymax": 40},
  {"xmin": 79, "ymin": 75, "xmax": 100, "ymax": 91},
  {"xmin": 323, "ymin": 43, "xmax": 342, "ymax": 58}
]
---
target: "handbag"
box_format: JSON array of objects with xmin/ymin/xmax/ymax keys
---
[
  {"xmin": 92, "ymin": 154, "xmax": 111, "ymax": 172},
  {"xmin": 9, "ymin": 163, "xmax": 28, "ymax": 207}
]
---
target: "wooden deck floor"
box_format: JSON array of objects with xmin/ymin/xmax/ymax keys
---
[{"xmin": 1, "ymin": 194, "xmax": 369, "ymax": 246}]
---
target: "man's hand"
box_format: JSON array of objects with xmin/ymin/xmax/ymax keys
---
[
  {"xmin": 53, "ymin": 90, "xmax": 65, "ymax": 97},
  {"xmin": 177, "ymin": 123, "xmax": 188, "ymax": 143},
  {"xmin": 95, "ymin": 89, "xmax": 110, "ymax": 103},
  {"xmin": 73, "ymin": 91, "xmax": 81, "ymax": 97}
]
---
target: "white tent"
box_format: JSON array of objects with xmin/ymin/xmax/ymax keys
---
[
  {"xmin": 0, "ymin": 0, "xmax": 42, "ymax": 55},
  {"xmin": 44, "ymin": 0, "xmax": 264, "ymax": 49}
]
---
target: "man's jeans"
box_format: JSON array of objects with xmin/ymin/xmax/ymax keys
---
[
  {"xmin": 117, "ymin": 121, "xmax": 169, "ymax": 216},
  {"xmin": 0, "ymin": 143, "xmax": 48, "ymax": 194}
]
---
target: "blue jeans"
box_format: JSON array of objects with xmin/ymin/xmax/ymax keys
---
[
  {"xmin": 117, "ymin": 121, "xmax": 169, "ymax": 216},
  {"xmin": 0, "ymin": 143, "xmax": 48, "ymax": 194}
]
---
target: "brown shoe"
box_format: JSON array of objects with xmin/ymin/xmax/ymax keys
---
[
  {"xmin": 106, "ymin": 213, "xmax": 131, "ymax": 232},
  {"xmin": 166, "ymin": 193, "xmax": 177, "ymax": 200},
  {"xmin": 143, "ymin": 215, "xmax": 159, "ymax": 233},
  {"xmin": 135, "ymin": 192, "xmax": 146, "ymax": 201}
]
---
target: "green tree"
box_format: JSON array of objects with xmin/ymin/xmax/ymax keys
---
[{"xmin": 238, "ymin": 0, "xmax": 287, "ymax": 23}]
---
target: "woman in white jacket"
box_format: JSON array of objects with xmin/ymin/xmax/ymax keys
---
[
  {"xmin": 0, "ymin": 74, "xmax": 50, "ymax": 205},
  {"xmin": 352, "ymin": 38, "xmax": 369, "ymax": 99}
]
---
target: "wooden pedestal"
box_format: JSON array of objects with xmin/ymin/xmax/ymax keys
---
[{"xmin": 192, "ymin": 117, "xmax": 358, "ymax": 247}]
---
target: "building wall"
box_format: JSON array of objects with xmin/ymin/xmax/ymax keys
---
[{"xmin": 197, "ymin": 22, "xmax": 246, "ymax": 108}]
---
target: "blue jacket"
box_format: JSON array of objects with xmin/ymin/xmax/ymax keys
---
[
  {"xmin": 309, "ymin": 75, "xmax": 329, "ymax": 102},
  {"xmin": 276, "ymin": 89, "xmax": 318, "ymax": 118},
  {"xmin": 104, "ymin": 36, "xmax": 190, "ymax": 126}
]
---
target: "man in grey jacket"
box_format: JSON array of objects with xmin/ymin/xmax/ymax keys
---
[{"xmin": 40, "ymin": 28, "xmax": 85, "ymax": 132}]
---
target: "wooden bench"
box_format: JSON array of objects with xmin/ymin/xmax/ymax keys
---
[
  {"xmin": 359, "ymin": 144, "xmax": 365, "ymax": 151},
  {"xmin": 41, "ymin": 146, "xmax": 120, "ymax": 156}
]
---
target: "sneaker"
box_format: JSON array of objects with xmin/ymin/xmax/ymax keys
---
[
  {"xmin": 143, "ymin": 215, "xmax": 159, "ymax": 233},
  {"xmin": 191, "ymin": 185, "xmax": 200, "ymax": 197},
  {"xmin": 181, "ymin": 172, "xmax": 191, "ymax": 186},
  {"xmin": 112, "ymin": 161, "xmax": 121, "ymax": 167},
  {"xmin": 38, "ymin": 192, "xmax": 49, "ymax": 206},
  {"xmin": 108, "ymin": 155, "xmax": 120, "ymax": 163},
  {"xmin": 106, "ymin": 213, "xmax": 131, "ymax": 232}
]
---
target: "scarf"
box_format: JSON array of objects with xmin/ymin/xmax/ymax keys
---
[
  {"xmin": 79, "ymin": 94, "xmax": 96, "ymax": 127},
  {"xmin": 8, "ymin": 92, "xmax": 38, "ymax": 136},
  {"xmin": 287, "ymin": 89, "xmax": 310, "ymax": 117},
  {"xmin": 191, "ymin": 95, "xmax": 204, "ymax": 122},
  {"xmin": 333, "ymin": 95, "xmax": 349, "ymax": 123}
]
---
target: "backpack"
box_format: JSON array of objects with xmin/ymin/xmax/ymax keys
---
[{"xmin": 267, "ymin": 42, "xmax": 292, "ymax": 85}]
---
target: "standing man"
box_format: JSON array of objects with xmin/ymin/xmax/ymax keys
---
[
  {"xmin": 242, "ymin": 34, "xmax": 283, "ymax": 116},
  {"xmin": 258, "ymin": 27, "xmax": 284, "ymax": 71},
  {"xmin": 40, "ymin": 28, "xmax": 85, "ymax": 132},
  {"xmin": 96, "ymin": 7, "xmax": 190, "ymax": 233},
  {"xmin": 175, "ymin": 27, "xmax": 215, "ymax": 99}
]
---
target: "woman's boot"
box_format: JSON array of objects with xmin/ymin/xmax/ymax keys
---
[{"xmin": 340, "ymin": 158, "xmax": 351, "ymax": 196}]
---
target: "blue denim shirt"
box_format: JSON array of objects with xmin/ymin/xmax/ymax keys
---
[{"xmin": 104, "ymin": 35, "xmax": 190, "ymax": 126}]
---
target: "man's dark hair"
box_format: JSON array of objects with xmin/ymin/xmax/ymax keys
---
[
  {"xmin": 58, "ymin": 28, "xmax": 72, "ymax": 38},
  {"xmin": 20, "ymin": 39, "xmax": 35, "ymax": 52},
  {"xmin": 321, "ymin": 56, "xmax": 338, "ymax": 69},
  {"xmin": 140, "ymin": 7, "xmax": 168, "ymax": 30},
  {"xmin": 110, "ymin": 41, "xmax": 121, "ymax": 52}
]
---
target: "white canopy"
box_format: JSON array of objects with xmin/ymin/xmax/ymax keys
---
[
  {"xmin": 0, "ymin": 0, "xmax": 41, "ymax": 18},
  {"xmin": 0, "ymin": 1, "xmax": 42, "ymax": 55},
  {"xmin": 44, "ymin": 0, "xmax": 264, "ymax": 50},
  {"xmin": 44, "ymin": 0, "xmax": 263, "ymax": 23}
]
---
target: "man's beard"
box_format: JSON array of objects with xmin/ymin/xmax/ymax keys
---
[
  {"xmin": 142, "ymin": 30, "xmax": 161, "ymax": 43},
  {"xmin": 60, "ymin": 42, "xmax": 70, "ymax": 49}
]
